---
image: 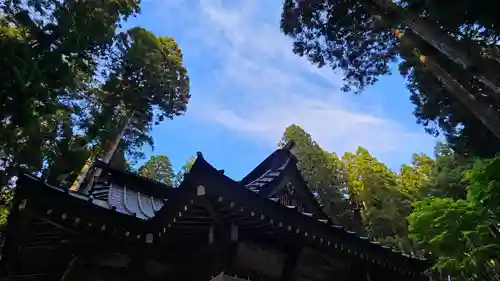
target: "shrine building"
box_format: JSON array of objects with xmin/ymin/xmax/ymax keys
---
[{"xmin": 0, "ymin": 142, "xmax": 430, "ymax": 281}]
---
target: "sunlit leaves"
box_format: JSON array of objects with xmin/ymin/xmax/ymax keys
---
[
  {"xmin": 279, "ymin": 125, "xmax": 363, "ymax": 232},
  {"xmin": 342, "ymin": 147, "xmax": 414, "ymax": 250},
  {"xmin": 139, "ymin": 155, "xmax": 175, "ymax": 185},
  {"xmin": 409, "ymin": 156, "xmax": 500, "ymax": 279},
  {"xmin": 174, "ymin": 156, "xmax": 195, "ymax": 187}
]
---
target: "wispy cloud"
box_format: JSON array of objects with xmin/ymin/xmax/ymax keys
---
[{"xmin": 145, "ymin": 0, "xmax": 434, "ymax": 159}]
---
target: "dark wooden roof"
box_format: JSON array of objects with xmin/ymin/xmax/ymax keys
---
[
  {"xmin": 93, "ymin": 159, "xmax": 177, "ymax": 198},
  {"xmin": 241, "ymin": 148, "xmax": 290, "ymax": 194},
  {"xmin": 150, "ymin": 153, "xmax": 430, "ymax": 273},
  {"xmin": 239, "ymin": 144, "xmax": 330, "ymax": 220},
  {"xmin": 2, "ymin": 144, "xmax": 432, "ymax": 280},
  {"xmin": 76, "ymin": 160, "xmax": 179, "ymax": 219}
]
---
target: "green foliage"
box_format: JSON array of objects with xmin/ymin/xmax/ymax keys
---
[
  {"xmin": 278, "ymin": 125, "xmax": 363, "ymax": 232},
  {"xmin": 466, "ymin": 157, "xmax": 500, "ymax": 208},
  {"xmin": 280, "ymin": 125, "xmax": 428, "ymax": 252},
  {"xmin": 280, "ymin": 125, "xmax": 500, "ymax": 278},
  {"xmin": 0, "ymin": 187, "xmax": 14, "ymax": 227},
  {"xmin": 82, "ymin": 27, "xmax": 190, "ymax": 174},
  {"xmin": 280, "ymin": 0, "xmax": 500, "ymax": 158},
  {"xmin": 421, "ymin": 143, "xmax": 471, "ymax": 200},
  {"xmin": 174, "ymin": 156, "xmax": 195, "ymax": 187},
  {"xmin": 398, "ymin": 153, "xmax": 434, "ymax": 200},
  {"xmin": 342, "ymin": 147, "xmax": 417, "ymax": 252},
  {"xmin": 403, "ymin": 42, "xmax": 500, "ymax": 159},
  {"xmin": 409, "ymin": 156, "xmax": 500, "ymax": 279},
  {"xmin": 0, "ymin": 0, "xmax": 141, "ymax": 173},
  {"xmin": 0, "ymin": 1, "xmax": 190, "ymax": 188},
  {"xmin": 139, "ymin": 155, "xmax": 175, "ymax": 185},
  {"xmin": 42, "ymin": 135, "xmax": 90, "ymax": 186},
  {"xmin": 281, "ymin": 0, "xmax": 398, "ymax": 92},
  {"xmin": 103, "ymin": 27, "xmax": 190, "ymax": 124},
  {"xmin": 279, "ymin": 125, "xmax": 344, "ymax": 195}
]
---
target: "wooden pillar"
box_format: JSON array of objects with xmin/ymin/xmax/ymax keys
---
[
  {"xmin": 164, "ymin": 225, "xmax": 239, "ymax": 281},
  {"xmin": 208, "ymin": 224, "xmax": 239, "ymax": 276}
]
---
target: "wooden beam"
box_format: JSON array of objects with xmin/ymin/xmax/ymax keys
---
[
  {"xmin": 202, "ymin": 198, "xmax": 240, "ymax": 275},
  {"xmin": 202, "ymin": 198, "xmax": 225, "ymax": 226},
  {"xmin": 205, "ymin": 223, "xmax": 240, "ymax": 277},
  {"xmin": 193, "ymin": 161, "xmax": 427, "ymax": 271}
]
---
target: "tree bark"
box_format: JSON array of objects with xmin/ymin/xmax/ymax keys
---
[
  {"xmin": 70, "ymin": 112, "xmax": 133, "ymax": 193},
  {"xmin": 80, "ymin": 112, "xmax": 133, "ymax": 194},
  {"xmin": 393, "ymin": 29, "xmax": 500, "ymax": 141},
  {"xmin": 370, "ymin": 0, "xmax": 500, "ymax": 96},
  {"xmin": 361, "ymin": 1, "xmax": 500, "ymax": 142}
]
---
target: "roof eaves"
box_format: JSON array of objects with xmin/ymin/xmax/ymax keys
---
[
  {"xmin": 182, "ymin": 157, "xmax": 429, "ymax": 271},
  {"xmin": 239, "ymin": 151, "xmax": 279, "ymax": 185},
  {"xmin": 94, "ymin": 160, "xmax": 176, "ymax": 199}
]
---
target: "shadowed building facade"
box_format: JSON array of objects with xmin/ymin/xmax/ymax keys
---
[{"xmin": 0, "ymin": 142, "xmax": 430, "ymax": 281}]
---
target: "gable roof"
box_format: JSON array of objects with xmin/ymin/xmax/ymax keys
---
[
  {"xmin": 239, "ymin": 142, "xmax": 330, "ymax": 220},
  {"xmin": 241, "ymin": 148, "xmax": 290, "ymax": 194}
]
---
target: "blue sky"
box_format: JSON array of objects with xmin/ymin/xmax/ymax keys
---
[{"xmin": 126, "ymin": 0, "xmax": 438, "ymax": 179}]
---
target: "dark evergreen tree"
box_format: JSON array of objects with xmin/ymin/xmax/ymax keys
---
[{"xmin": 280, "ymin": 0, "xmax": 500, "ymax": 158}]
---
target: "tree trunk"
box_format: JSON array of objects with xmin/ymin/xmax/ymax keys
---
[
  {"xmin": 362, "ymin": 2, "xmax": 500, "ymax": 142},
  {"xmin": 393, "ymin": 29, "xmax": 500, "ymax": 141},
  {"xmin": 69, "ymin": 158, "xmax": 93, "ymax": 192},
  {"xmin": 370, "ymin": 0, "xmax": 500, "ymax": 96},
  {"xmin": 81, "ymin": 112, "xmax": 133, "ymax": 194},
  {"xmin": 71, "ymin": 112, "xmax": 133, "ymax": 193}
]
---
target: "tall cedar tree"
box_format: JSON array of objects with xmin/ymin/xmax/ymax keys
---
[
  {"xmin": 279, "ymin": 125, "xmax": 364, "ymax": 233},
  {"xmin": 280, "ymin": 0, "xmax": 500, "ymax": 158},
  {"xmin": 42, "ymin": 28, "xmax": 190, "ymax": 186},
  {"xmin": 0, "ymin": 2, "xmax": 190, "ymax": 192},
  {"xmin": 342, "ymin": 147, "xmax": 418, "ymax": 253},
  {"xmin": 86, "ymin": 27, "xmax": 190, "ymax": 157},
  {"xmin": 0, "ymin": 0, "xmax": 140, "ymax": 179}
]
